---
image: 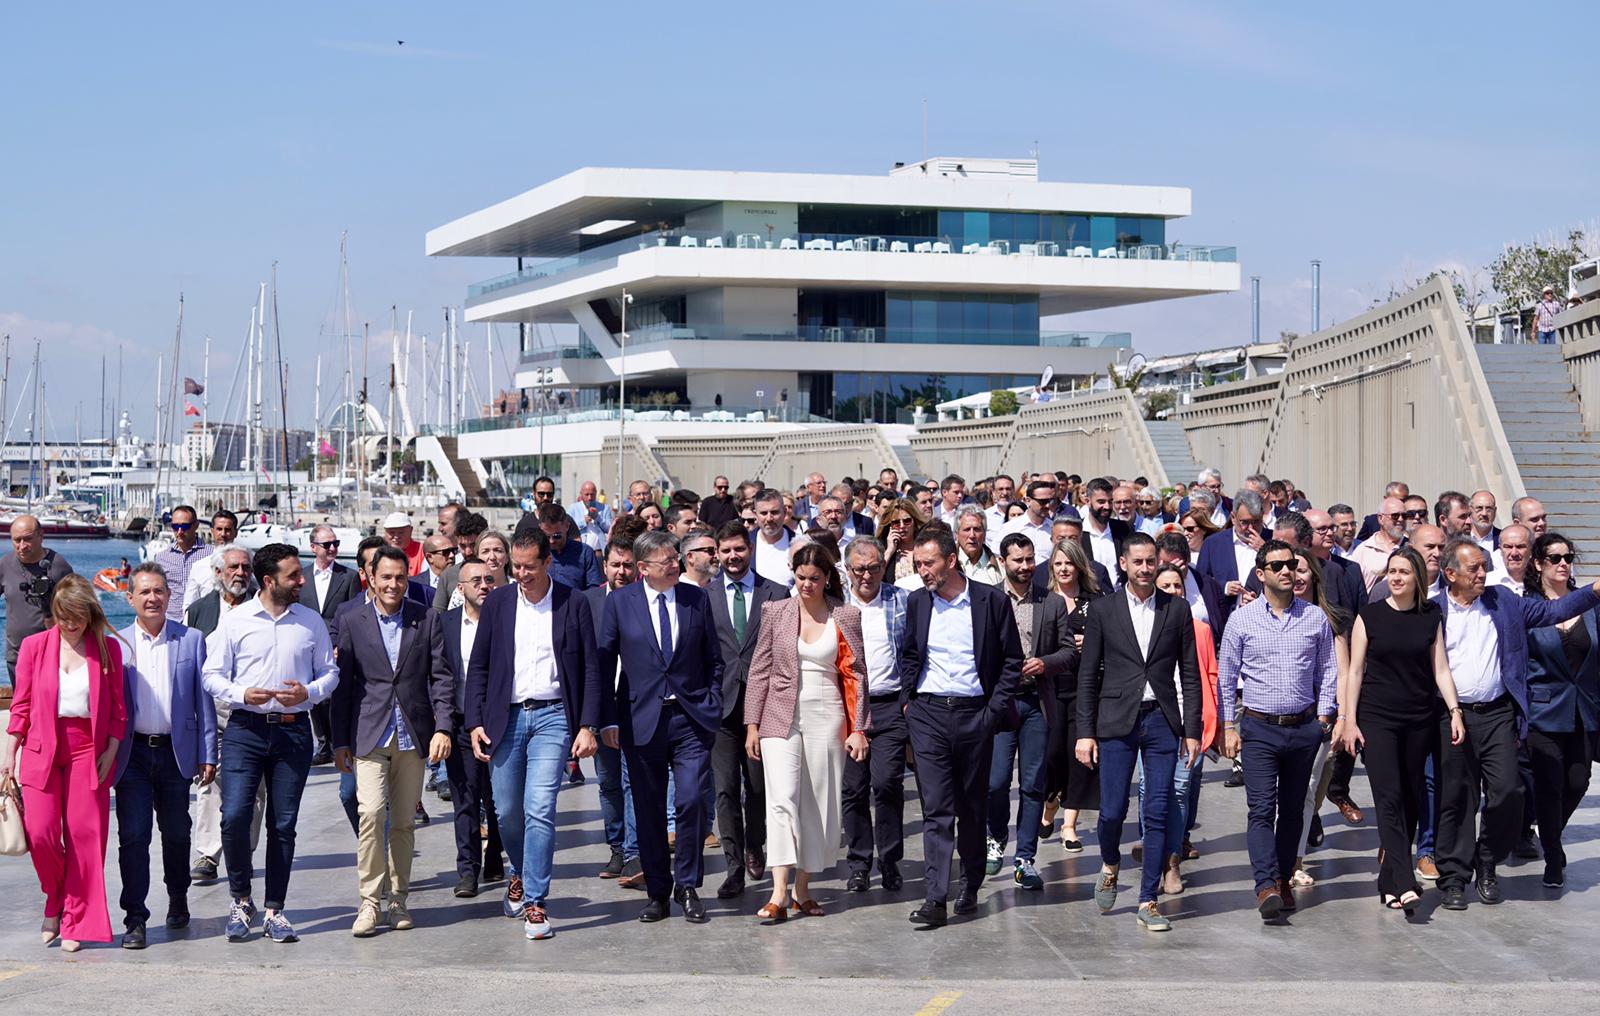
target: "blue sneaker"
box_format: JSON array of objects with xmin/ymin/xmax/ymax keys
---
[
  {"xmin": 225, "ymin": 898, "xmax": 256, "ymax": 942},
  {"xmin": 264, "ymin": 911, "xmax": 298, "ymax": 943}
]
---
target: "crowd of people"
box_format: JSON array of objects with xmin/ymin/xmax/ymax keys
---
[{"xmin": 1, "ymin": 463, "xmax": 1596, "ymax": 949}]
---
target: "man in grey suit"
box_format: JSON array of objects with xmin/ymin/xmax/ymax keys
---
[
  {"xmin": 300, "ymin": 525, "xmax": 361, "ymax": 766},
  {"xmin": 705, "ymin": 521, "xmax": 787, "ymax": 898},
  {"xmin": 331, "ymin": 545, "xmax": 455, "ymax": 937}
]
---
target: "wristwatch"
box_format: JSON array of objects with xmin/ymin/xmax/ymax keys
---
[{"xmin": 584, "ymin": 724, "xmax": 601, "ymax": 735}]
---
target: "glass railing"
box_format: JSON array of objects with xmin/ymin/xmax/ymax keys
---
[
  {"xmin": 517, "ymin": 324, "xmax": 1131, "ymax": 355},
  {"xmin": 467, "ymin": 231, "xmax": 1238, "ymax": 298},
  {"xmin": 442, "ymin": 403, "xmax": 832, "ymax": 435}
]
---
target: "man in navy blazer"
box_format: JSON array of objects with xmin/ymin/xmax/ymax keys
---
[
  {"xmin": 1195, "ymin": 491, "xmax": 1269, "ymax": 603},
  {"xmin": 439, "ymin": 558, "xmax": 505, "ymax": 897},
  {"xmin": 1430, "ymin": 537, "xmax": 1600, "ymax": 910},
  {"xmin": 114, "ymin": 562, "xmax": 216, "ymax": 948},
  {"xmin": 898, "ymin": 528, "xmax": 1022, "ymax": 926},
  {"xmin": 466, "ymin": 528, "xmax": 602, "ymax": 939},
  {"xmin": 596, "ymin": 529, "xmax": 723, "ymax": 924}
]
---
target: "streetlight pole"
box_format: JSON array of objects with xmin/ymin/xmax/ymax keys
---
[{"xmin": 616, "ymin": 289, "xmax": 632, "ymax": 509}]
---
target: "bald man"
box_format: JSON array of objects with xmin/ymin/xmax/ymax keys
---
[
  {"xmin": 1349, "ymin": 498, "xmax": 1406, "ymax": 594},
  {"xmin": 1370, "ymin": 524, "xmax": 1446, "ymax": 600},
  {"xmin": 1511, "ymin": 497, "xmax": 1548, "ymax": 539},
  {"xmin": 1488, "ymin": 524, "xmax": 1533, "ymax": 594},
  {"xmin": 0, "ymin": 514, "xmax": 76, "ymax": 682},
  {"xmin": 1468, "ymin": 490, "xmax": 1500, "ymax": 555}
]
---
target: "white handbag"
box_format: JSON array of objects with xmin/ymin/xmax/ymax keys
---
[{"xmin": 0, "ymin": 718, "xmax": 25, "ymax": 856}]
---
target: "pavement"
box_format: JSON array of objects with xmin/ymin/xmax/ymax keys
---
[{"xmin": 3, "ymin": 759, "xmax": 1599, "ymax": 1014}]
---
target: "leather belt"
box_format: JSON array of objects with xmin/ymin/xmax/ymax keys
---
[
  {"xmin": 1460, "ymin": 693, "xmax": 1511, "ymax": 714},
  {"xmin": 133, "ymin": 733, "xmax": 172, "ymax": 747},
  {"xmin": 518, "ymin": 698, "xmax": 562, "ymax": 710},
  {"xmin": 919, "ymin": 694, "xmax": 986, "ymax": 708},
  {"xmin": 868, "ymin": 693, "xmax": 901, "ymax": 704},
  {"xmin": 1241, "ymin": 706, "xmax": 1313, "ymax": 726}
]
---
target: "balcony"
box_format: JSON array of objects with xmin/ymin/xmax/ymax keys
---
[
  {"xmin": 518, "ymin": 324, "xmax": 1129, "ymax": 362},
  {"xmin": 469, "ymin": 229, "xmax": 1237, "ymax": 299},
  {"xmin": 422, "ymin": 401, "xmax": 832, "ymax": 436}
]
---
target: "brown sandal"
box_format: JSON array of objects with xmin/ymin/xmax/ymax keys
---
[
  {"xmin": 756, "ymin": 901, "xmax": 789, "ymax": 923},
  {"xmin": 790, "ymin": 898, "xmax": 825, "ymax": 917}
]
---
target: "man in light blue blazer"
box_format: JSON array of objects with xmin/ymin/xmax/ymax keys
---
[{"xmin": 114, "ymin": 561, "xmax": 216, "ymax": 949}]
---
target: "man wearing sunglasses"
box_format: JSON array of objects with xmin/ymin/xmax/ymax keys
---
[
  {"xmin": 154, "ymin": 505, "xmax": 212, "ymax": 622},
  {"xmin": 299, "ymin": 525, "xmax": 360, "ymax": 766}
]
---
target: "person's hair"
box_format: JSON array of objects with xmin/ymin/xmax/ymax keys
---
[
  {"xmin": 998, "ymin": 532, "xmax": 1036, "ymax": 559},
  {"xmin": 1085, "ymin": 477, "xmax": 1114, "ymax": 498},
  {"xmin": 1273, "ymin": 510, "xmax": 1312, "ymax": 547},
  {"xmin": 846, "ymin": 536, "xmax": 885, "ymax": 565},
  {"xmin": 252, "ymin": 543, "xmax": 300, "ymax": 589},
  {"xmin": 211, "ymin": 508, "xmax": 238, "ymax": 529},
  {"xmin": 128, "ymin": 561, "xmax": 169, "ymax": 590},
  {"xmin": 1187, "ymin": 488, "xmax": 1217, "ymax": 511},
  {"xmin": 1246, "ymin": 473, "xmax": 1271, "ymax": 490},
  {"xmin": 1291, "ymin": 547, "xmax": 1350, "ymax": 635},
  {"xmin": 602, "ymin": 540, "xmax": 634, "ymax": 564},
  {"xmin": 1122, "ymin": 531, "xmax": 1156, "ymax": 557},
  {"xmin": 1233, "ymin": 490, "xmax": 1266, "ymax": 518},
  {"xmin": 534, "ymin": 502, "xmax": 567, "ymax": 527},
  {"xmin": 1528, "ymin": 532, "xmax": 1578, "ymax": 598},
  {"xmin": 1005, "ymin": 502, "xmax": 1027, "ymax": 520},
  {"xmin": 876, "ymin": 498, "xmax": 927, "ymax": 550},
  {"xmin": 49, "ymin": 574, "xmax": 120, "ymax": 662},
  {"xmin": 713, "ymin": 520, "xmax": 751, "ymax": 547},
  {"xmin": 610, "ymin": 514, "xmax": 649, "ymax": 548},
  {"xmin": 667, "ymin": 504, "xmax": 697, "ymax": 526},
  {"xmin": 1197, "ymin": 467, "xmax": 1221, "ymax": 484},
  {"xmin": 1154, "ymin": 563, "xmax": 1186, "ymax": 587},
  {"xmin": 1183, "ymin": 506, "xmax": 1223, "ymax": 540},
  {"xmin": 1254, "ymin": 537, "xmax": 1294, "ymax": 571},
  {"xmin": 1027, "ymin": 477, "xmax": 1056, "ymax": 500},
  {"xmin": 1155, "ymin": 531, "xmax": 1192, "ymax": 564},
  {"xmin": 1442, "ymin": 535, "xmax": 1485, "ymax": 575},
  {"xmin": 1434, "ymin": 490, "xmax": 1469, "ymax": 525},
  {"xmin": 1049, "ymin": 538, "xmax": 1100, "ymax": 596},
  {"xmin": 441, "ymin": 499, "xmax": 467, "ymax": 515},
  {"xmin": 940, "ymin": 473, "xmax": 965, "ymax": 492},
  {"xmin": 1268, "ymin": 479, "xmax": 1288, "ymax": 497},
  {"xmin": 1385, "ymin": 546, "xmax": 1431, "ymax": 613},
  {"xmin": 371, "ymin": 544, "xmax": 409, "ymax": 573},
  {"xmin": 1328, "ymin": 503, "xmax": 1354, "ymax": 518},
  {"xmin": 954, "ymin": 504, "xmax": 987, "ymax": 532},
  {"xmin": 1384, "ymin": 481, "xmax": 1408, "ymax": 498},
  {"xmin": 633, "ymin": 528, "xmax": 678, "ymax": 564},
  {"xmin": 215, "ymin": 545, "xmax": 253, "ymax": 574},
  {"xmin": 752, "ymin": 487, "xmax": 784, "ymax": 509},
  {"xmin": 791, "ymin": 541, "xmax": 844, "ymax": 600},
  {"xmin": 310, "ymin": 523, "xmax": 336, "ymax": 543},
  {"xmin": 171, "ymin": 504, "xmax": 197, "ymax": 521},
  {"xmin": 511, "ymin": 528, "xmax": 552, "ymax": 560},
  {"xmin": 912, "ymin": 526, "xmax": 958, "ymax": 560},
  {"xmin": 456, "ymin": 511, "xmax": 489, "ymax": 540}
]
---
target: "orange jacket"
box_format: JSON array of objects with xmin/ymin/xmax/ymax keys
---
[{"xmin": 1194, "ymin": 619, "xmax": 1220, "ymax": 752}]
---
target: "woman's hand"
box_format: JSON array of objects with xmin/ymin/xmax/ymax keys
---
[
  {"xmin": 1448, "ymin": 711, "xmax": 1465, "ymax": 746},
  {"xmin": 745, "ymin": 725, "xmax": 762, "ymax": 761},
  {"xmin": 1337, "ymin": 722, "xmax": 1364, "ymax": 756},
  {"xmin": 95, "ymin": 741, "xmax": 119, "ymax": 788},
  {"xmin": 844, "ymin": 731, "xmax": 868, "ymax": 762}
]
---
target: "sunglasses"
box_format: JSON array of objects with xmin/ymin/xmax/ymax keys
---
[
  {"xmin": 1261, "ymin": 559, "xmax": 1296, "ymax": 573},
  {"xmin": 428, "ymin": 548, "xmax": 457, "ymax": 557},
  {"xmin": 1181, "ymin": 523, "xmax": 1200, "ymax": 532},
  {"xmin": 1543, "ymin": 553, "xmax": 1576, "ymax": 565},
  {"xmin": 1402, "ymin": 510, "xmax": 1428, "ymax": 520},
  {"xmin": 314, "ymin": 540, "xmax": 340, "ymax": 550},
  {"xmin": 171, "ymin": 523, "xmax": 194, "ymax": 532}
]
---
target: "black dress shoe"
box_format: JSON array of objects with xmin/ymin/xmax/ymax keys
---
[
  {"xmin": 454, "ymin": 874, "xmax": 480, "ymax": 898},
  {"xmin": 1475, "ymin": 866, "xmax": 1503, "ymax": 904},
  {"xmin": 908, "ymin": 901, "xmax": 948, "ymax": 927},
  {"xmin": 846, "ymin": 870, "xmax": 870, "ymax": 893},
  {"xmin": 165, "ymin": 901, "xmax": 190, "ymax": 930},
  {"xmin": 1306, "ymin": 813, "xmax": 1324, "ymax": 849},
  {"xmin": 1440, "ymin": 885, "xmax": 1468, "ymax": 911},
  {"xmin": 599, "ymin": 847, "xmax": 626, "ymax": 879},
  {"xmin": 122, "ymin": 924, "xmax": 147, "ymax": 950},
  {"xmin": 482, "ymin": 862, "xmax": 506, "ymax": 884},
  {"xmin": 311, "ymin": 743, "xmax": 334, "ymax": 767},
  {"xmin": 745, "ymin": 848, "xmax": 766, "ymax": 881},
  {"xmin": 717, "ymin": 870, "xmax": 745, "ymax": 899},
  {"xmin": 881, "ymin": 867, "xmax": 903, "ymax": 892},
  {"xmin": 673, "ymin": 885, "xmax": 707, "ymax": 923},
  {"xmin": 953, "ymin": 886, "xmax": 978, "ymax": 915},
  {"xmin": 639, "ymin": 897, "xmax": 670, "ymax": 923},
  {"xmin": 1514, "ymin": 830, "xmax": 1541, "ymax": 860},
  {"xmin": 1224, "ymin": 761, "xmax": 1245, "ymax": 788}
]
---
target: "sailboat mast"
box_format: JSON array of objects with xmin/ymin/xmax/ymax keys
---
[
  {"xmin": 357, "ymin": 321, "xmax": 368, "ymax": 509},
  {"xmin": 272, "ymin": 264, "xmax": 295, "ymax": 526},
  {"xmin": 387, "ymin": 306, "xmax": 397, "ymax": 485},
  {"xmin": 201, "ymin": 335, "xmax": 210, "ymax": 469},
  {"xmin": 313, "ymin": 355, "xmax": 322, "ymax": 483}
]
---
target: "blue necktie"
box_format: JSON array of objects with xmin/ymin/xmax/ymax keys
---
[{"xmin": 656, "ymin": 592, "xmax": 673, "ymax": 660}]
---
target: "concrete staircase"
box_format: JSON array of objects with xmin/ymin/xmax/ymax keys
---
[
  {"xmin": 426, "ymin": 435, "xmax": 487, "ymax": 503},
  {"xmin": 1475, "ymin": 344, "xmax": 1600, "ymax": 551},
  {"xmin": 1145, "ymin": 419, "xmax": 1199, "ymax": 490}
]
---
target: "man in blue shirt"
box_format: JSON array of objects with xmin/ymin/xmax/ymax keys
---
[{"xmin": 525, "ymin": 503, "xmax": 602, "ymax": 591}]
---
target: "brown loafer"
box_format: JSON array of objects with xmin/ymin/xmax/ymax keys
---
[
  {"xmin": 618, "ymin": 870, "xmax": 648, "ymax": 890},
  {"xmin": 1256, "ymin": 887, "xmax": 1283, "ymax": 919},
  {"xmin": 1276, "ymin": 879, "xmax": 1297, "ymax": 911},
  {"xmin": 790, "ymin": 898, "xmax": 825, "ymax": 917},
  {"xmin": 1332, "ymin": 797, "xmax": 1364, "ymax": 825}
]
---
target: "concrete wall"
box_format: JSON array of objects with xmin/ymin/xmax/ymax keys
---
[
  {"xmin": 1559, "ymin": 301, "xmax": 1600, "ymax": 433},
  {"xmin": 1176, "ymin": 376, "xmax": 1279, "ymax": 493},
  {"xmin": 908, "ymin": 416, "xmax": 1016, "ymax": 480}
]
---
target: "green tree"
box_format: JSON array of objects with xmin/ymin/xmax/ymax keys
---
[
  {"xmin": 1107, "ymin": 361, "xmax": 1148, "ymax": 392},
  {"xmin": 1143, "ymin": 390, "xmax": 1176, "ymax": 420},
  {"xmin": 989, "ymin": 388, "xmax": 1020, "ymax": 416},
  {"xmin": 1490, "ymin": 230, "xmax": 1587, "ymax": 309}
]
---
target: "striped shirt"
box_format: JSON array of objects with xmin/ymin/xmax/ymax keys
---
[{"xmin": 1217, "ymin": 595, "xmax": 1338, "ymax": 721}]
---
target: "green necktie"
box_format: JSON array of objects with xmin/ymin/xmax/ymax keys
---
[{"xmin": 733, "ymin": 583, "xmax": 747, "ymax": 643}]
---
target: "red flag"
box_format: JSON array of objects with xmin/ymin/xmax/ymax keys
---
[{"xmin": 184, "ymin": 402, "xmax": 201, "ymax": 416}]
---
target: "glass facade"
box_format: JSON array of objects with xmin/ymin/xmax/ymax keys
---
[
  {"xmin": 827, "ymin": 372, "xmax": 1038, "ymax": 424},
  {"xmin": 886, "ymin": 292, "xmax": 1039, "ymax": 345},
  {"xmin": 794, "ymin": 205, "xmax": 1166, "ymax": 252}
]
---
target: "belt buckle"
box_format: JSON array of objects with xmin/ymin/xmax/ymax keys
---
[{"xmin": 146, "ymin": 734, "xmax": 163, "ymax": 747}]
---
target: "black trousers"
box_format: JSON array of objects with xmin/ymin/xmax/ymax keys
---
[
  {"xmin": 906, "ymin": 696, "xmax": 993, "ymax": 904},
  {"xmin": 309, "ymin": 701, "xmax": 333, "ymax": 749},
  {"xmin": 624, "ymin": 703, "xmax": 715, "ymax": 900},
  {"xmin": 711, "ymin": 691, "xmax": 764, "ymax": 876},
  {"xmin": 444, "ymin": 714, "xmax": 503, "ymax": 880},
  {"xmin": 1326, "ymin": 746, "xmax": 1358, "ymax": 803},
  {"xmin": 843, "ymin": 697, "xmax": 909, "ymax": 875},
  {"xmin": 1526, "ymin": 725, "xmax": 1597, "ymax": 870},
  {"xmin": 1358, "ymin": 713, "xmax": 1434, "ymax": 897},
  {"xmin": 1435, "ymin": 696, "xmax": 1521, "ymax": 890}
]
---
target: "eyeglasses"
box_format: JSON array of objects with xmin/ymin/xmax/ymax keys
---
[
  {"xmin": 428, "ymin": 548, "xmax": 457, "ymax": 558},
  {"xmin": 642, "ymin": 556, "xmax": 679, "ymax": 569},
  {"xmin": 847, "ymin": 564, "xmax": 883, "ymax": 577},
  {"xmin": 171, "ymin": 523, "xmax": 193, "ymax": 532},
  {"xmin": 314, "ymin": 540, "xmax": 340, "ymax": 550},
  {"xmin": 1402, "ymin": 510, "xmax": 1428, "ymax": 520},
  {"xmin": 1543, "ymin": 553, "xmax": 1576, "ymax": 565},
  {"xmin": 1261, "ymin": 559, "xmax": 1296, "ymax": 573},
  {"xmin": 714, "ymin": 484, "xmax": 729, "ymax": 491}
]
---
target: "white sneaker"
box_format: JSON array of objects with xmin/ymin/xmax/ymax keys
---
[{"xmin": 523, "ymin": 903, "xmax": 554, "ymax": 940}]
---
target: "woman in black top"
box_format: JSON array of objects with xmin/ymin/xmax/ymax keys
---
[
  {"xmin": 1522, "ymin": 532, "xmax": 1600, "ymax": 889},
  {"xmin": 1340, "ymin": 546, "xmax": 1465, "ymax": 912},
  {"xmin": 1041, "ymin": 538, "xmax": 1105, "ymax": 851}
]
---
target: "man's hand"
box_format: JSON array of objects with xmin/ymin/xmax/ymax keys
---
[
  {"xmin": 274, "ymin": 681, "xmax": 309, "ymax": 707},
  {"xmin": 242, "ymin": 687, "xmax": 276, "ymax": 706},
  {"xmin": 1179, "ymin": 737, "xmax": 1201, "ymax": 766},
  {"xmin": 601, "ymin": 726, "xmax": 620, "ymax": 750},
  {"xmin": 428, "ymin": 732, "xmax": 452, "ymax": 764},
  {"xmin": 745, "ymin": 726, "xmax": 762, "ymax": 762},
  {"xmin": 470, "ymin": 726, "xmax": 492, "ymax": 763},
  {"xmin": 571, "ymin": 727, "xmax": 598, "ymax": 760},
  {"xmin": 1239, "ymin": 589, "xmax": 1258, "ymax": 605},
  {"xmin": 1074, "ymin": 737, "xmax": 1098, "ymax": 769},
  {"xmin": 334, "ymin": 747, "xmax": 354, "ymax": 773},
  {"xmin": 1242, "ymin": 528, "xmax": 1264, "ymax": 551},
  {"xmin": 844, "ymin": 731, "xmax": 868, "ymax": 763},
  {"xmin": 197, "ymin": 763, "xmax": 217, "ymax": 787},
  {"xmin": 1021, "ymin": 657, "xmax": 1046, "ymax": 679},
  {"xmin": 1221, "ymin": 727, "xmax": 1241, "ymax": 759},
  {"xmin": 1224, "ymin": 580, "xmax": 1245, "ymax": 598}
]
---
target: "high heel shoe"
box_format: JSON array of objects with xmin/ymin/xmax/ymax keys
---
[
  {"xmin": 41, "ymin": 916, "xmax": 60, "ymax": 945},
  {"xmin": 1398, "ymin": 889, "xmax": 1421, "ymax": 915},
  {"xmin": 756, "ymin": 900, "xmax": 789, "ymax": 923},
  {"xmin": 790, "ymin": 898, "xmax": 825, "ymax": 917},
  {"xmin": 60, "ymin": 939, "xmax": 82, "ymax": 953}
]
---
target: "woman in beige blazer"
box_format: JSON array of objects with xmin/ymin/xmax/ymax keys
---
[{"xmin": 745, "ymin": 542, "xmax": 868, "ymax": 922}]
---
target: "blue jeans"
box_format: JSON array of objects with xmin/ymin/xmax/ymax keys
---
[
  {"xmin": 1416, "ymin": 752, "xmax": 1437, "ymax": 857},
  {"xmin": 1240, "ymin": 714, "xmax": 1321, "ymax": 892},
  {"xmin": 595, "ymin": 742, "xmax": 637, "ymax": 858},
  {"xmin": 489, "ymin": 703, "xmax": 570, "ymax": 904},
  {"xmin": 1539, "ymin": 330, "xmax": 1557, "ymax": 345},
  {"xmin": 1138, "ymin": 752, "xmax": 1202, "ymax": 858},
  {"xmin": 987, "ymin": 692, "xmax": 1048, "ymax": 862},
  {"xmin": 1097, "ymin": 705, "xmax": 1179, "ymax": 903},
  {"xmin": 114, "ymin": 739, "xmax": 193, "ymax": 928},
  {"xmin": 220, "ymin": 714, "xmax": 312, "ymax": 910}
]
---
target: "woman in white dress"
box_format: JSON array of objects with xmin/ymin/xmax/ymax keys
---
[{"xmin": 745, "ymin": 542, "xmax": 868, "ymax": 922}]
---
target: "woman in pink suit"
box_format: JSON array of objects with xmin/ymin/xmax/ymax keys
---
[{"xmin": 6, "ymin": 574, "xmax": 126, "ymax": 951}]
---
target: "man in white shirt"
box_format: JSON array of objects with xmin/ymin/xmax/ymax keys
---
[
  {"xmin": 200, "ymin": 543, "xmax": 338, "ymax": 945},
  {"xmin": 936, "ymin": 474, "xmax": 967, "ymax": 528},
  {"xmin": 181, "ymin": 509, "xmax": 240, "ymax": 613},
  {"xmin": 114, "ymin": 563, "xmax": 216, "ymax": 949},
  {"xmin": 983, "ymin": 474, "xmax": 1015, "ymax": 549},
  {"xmin": 1486, "ymin": 524, "xmax": 1531, "ymax": 594},
  {"xmin": 1000, "ymin": 477, "xmax": 1058, "ymax": 564},
  {"xmin": 1080, "ymin": 478, "xmax": 1128, "ymax": 581},
  {"xmin": 750, "ymin": 488, "xmax": 793, "ymax": 586},
  {"xmin": 1468, "ymin": 490, "xmax": 1499, "ymax": 557}
]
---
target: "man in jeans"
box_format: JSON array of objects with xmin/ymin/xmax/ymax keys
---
[
  {"xmin": 200, "ymin": 543, "xmax": 338, "ymax": 944},
  {"xmin": 1535, "ymin": 285, "xmax": 1564, "ymax": 344}
]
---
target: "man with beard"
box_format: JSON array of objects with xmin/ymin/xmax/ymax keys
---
[{"xmin": 1080, "ymin": 478, "xmax": 1131, "ymax": 584}]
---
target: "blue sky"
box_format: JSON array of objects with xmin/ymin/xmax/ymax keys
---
[{"xmin": 3, "ymin": 1, "xmax": 1594, "ymax": 439}]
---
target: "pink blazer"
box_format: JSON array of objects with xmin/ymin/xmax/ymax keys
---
[
  {"xmin": 745, "ymin": 597, "xmax": 868, "ymax": 740},
  {"xmin": 6, "ymin": 626, "xmax": 126, "ymax": 790}
]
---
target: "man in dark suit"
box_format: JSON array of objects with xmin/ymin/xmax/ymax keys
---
[
  {"xmin": 705, "ymin": 521, "xmax": 786, "ymax": 898},
  {"xmin": 1195, "ymin": 490, "xmax": 1267, "ymax": 603},
  {"xmin": 1079, "ymin": 478, "xmax": 1132, "ymax": 583},
  {"xmin": 1076, "ymin": 532, "xmax": 1201, "ymax": 933},
  {"xmin": 114, "ymin": 563, "xmax": 217, "ymax": 949},
  {"xmin": 331, "ymin": 545, "xmax": 454, "ymax": 937},
  {"xmin": 301, "ymin": 524, "xmax": 361, "ymax": 766},
  {"xmin": 698, "ymin": 476, "xmax": 739, "ymax": 532},
  {"xmin": 596, "ymin": 529, "xmax": 723, "ymax": 924},
  {"xmin": 899, "ymin": 528, "xmax": 1022, "ymax": 927},
  {"xmin": 988, "ymin": 533, "xmax": 1075, "ymax": 891},
  {"xmin": 466, "ymin": 529, "xmax": 603, "ymax": 939},
  {"xmin": 586, "ymin": 541, "xmax": 641, "ymax": 885},
  {"xmin": 439, "ymin": 558, "xmax": 505, "ymax": 898}
]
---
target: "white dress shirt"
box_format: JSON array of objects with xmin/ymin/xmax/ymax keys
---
[
  {"xmin": 1126, "ymin": 585, "xmax": 1158, "ymax": 702},
  {"xmin": 920, "ymin": 580, "xmax": 982, "ymax": 697},
  {"xmin": 1473, "ymin": 529, "xmax": 1496, "ymax": 558},
  {"xmin": 1231, "ymin": 534, "xmax": 1257, "ymax": 593},
  {"xmin": 851, "ymin": 588, "xmax": 899, "ymax": 696},
  {"xmin": 182, "ymin": 543, "xmax": 233, "ymax": 612},
  {"xmin": 312, "ymin": 562, "xmax": 335, "ymax": 610},
  {"xmin": 57, "ymin": 660, "xmax": 91, "ymax": 718},
  {"xmin": 512, "ymin": 582, "xmax": 561, "ymax": 702},
  {"xmin": 199, "ymin": 596, "xmax": 338, "ymax": 712},
  {"xmin": 984, "ymin": 506, "xmax": 1010, "ymax": 551},
  {"xmin": 1000, "ymin": 515, "xmax": 1053, "ymax": 564},
  {"xmin": 1084, "ymin": 518, "xmax": 1119, "ymax": 579},
  {"xmin": 1443, "ymin": 594, "xmax": 1504, "ymax": 703},
  {"xmin": 131, "ymin": 622, "xmax": 174, "ymax": 735},
  {"xmin": 1183, "ymin": 570, "xmax": 1210, "ymax": 624},
  {"xmin": 645, "ymin": 583, "xmax": 681, "ymax": 652}
]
